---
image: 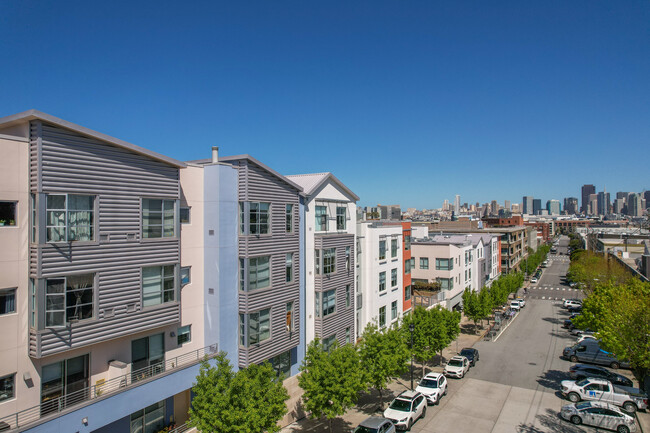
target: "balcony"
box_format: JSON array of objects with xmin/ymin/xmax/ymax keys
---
[
  {"xmin": 412, "ymin": 291, "xmax": 445, "ymax": 309},
  {"xmin": 0, "ymin": 344, "xmax": 218, "ymax": 432}
]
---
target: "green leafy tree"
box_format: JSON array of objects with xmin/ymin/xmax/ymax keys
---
[
  {"xmin": 462, "ymin": 288, "xmax": 483, "ymax": 331},
  {"xmin": 573, "ymin": 279, "xmax": 650, "ymax": 384},
  {"xmin": 358, "ymin": 323, "xmax": 409, "ymax": 409},
  {"xmin": 189, "ymin": 352, "xmax": 289, "ymax": 433},
  {"xmin": 428, "ymin": 307, "xmax": 452, "ymax": 365},
  {"xmin": 402, "ymin": 306, "xmax": 436, "ymax": 378},
  {"xmin": 299, "ymin": 340, "xmax": 365, "ymax": 431}
]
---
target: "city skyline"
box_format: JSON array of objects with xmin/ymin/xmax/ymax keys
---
[{"xmin": 2, "ymin": 1, "xmax": 649, "ymax": 209}]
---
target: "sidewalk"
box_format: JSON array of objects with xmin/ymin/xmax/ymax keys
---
[{"xmin": 280, "ymin": 315, "xmax": 488, "ymax": 432}]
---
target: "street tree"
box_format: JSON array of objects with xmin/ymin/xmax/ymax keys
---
[
  {"xmin": 299, "ymin": 339, "xmax": 365, "ymax": 431},
  {"xmin": 402, "ymin": 306, "xmax": 436, "ymax": 378},
  {"xmin": 462, "ymin": 288, "xmax": 483, "ymax": 331},
  {"xmin": 358, "ymin": 323, "xmax": 409, "ymax": 409}
]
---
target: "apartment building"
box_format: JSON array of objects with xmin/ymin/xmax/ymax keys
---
[
  {"xmin": 0, "ymin": 110, "xmax": 214, "ymax": 433},
  {"xmin": 285, "ymin": 173, "xmax": 357, "ymax": 349},
  {"xmin": 356, "ymin": 222, "xmax": 403, "ymax": 337}
]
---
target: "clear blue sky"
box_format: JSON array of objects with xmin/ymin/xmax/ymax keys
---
[{"xmin": 2, "ymin": 1, "xmax": 649, "ymax": 208}]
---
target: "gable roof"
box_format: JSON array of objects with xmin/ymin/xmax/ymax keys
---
[
  {"xmin": 0, "ymin": 109, "xmax": 186, "ymax": 168},
  {"xmin": 214, "ymin": 154, "xmax": 306, "ymax": 196},
  {"xmin": 286, "ymin": 172, "xmax": 359, "ymax": 201}
]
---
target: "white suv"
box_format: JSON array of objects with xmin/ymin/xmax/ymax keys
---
[
  {"xmin": 415, "ymin": 372, "xmax": 447, "ymax": 405},
  {"xmin": 444, "ymin": 355, "xmax": 470, "ymax": 379},
  {"xmin": 383, "ymin": 390, "xmax": 427, "ymax": 431},
  {"xmin": 563, "ymin": 299, "xmax": 582, "ymax": 309}
]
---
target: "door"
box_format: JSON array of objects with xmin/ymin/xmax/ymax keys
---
[
  {"xmin": 132, "ymin": 333, "xmax": 164, "ymax": 381},
  {"xmin": 583, "ymin": 383, "xmax": 604, "ymax": 401},
  {"xmin": 41, "ymin": 354, "xmax": 89, "ymax": 415}
]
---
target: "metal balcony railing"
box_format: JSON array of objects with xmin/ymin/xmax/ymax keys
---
[
  {"xmin": 412, "ymin": 291, "xmax": 445, "ymax": 309},
  {"xmin": 0, "ymin": 344, "xmax": 218, "ymax": 432}
]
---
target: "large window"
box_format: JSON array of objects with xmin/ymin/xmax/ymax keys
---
[
  {"xmin": 0, "ymin": 374, "xmax": 15, "ymax": 402},
  {"xmin": 379, "ymin": 306, "xmax": 386, "ymax": 328},
  {"xmin": 286, "ymin": 204, "xmax": 293, "ymax": 233},
  {"xmin": 177, "ymin": 325, "xmax": 191, "ymax": 345},
  {"xmin": 322, "ymin": 289, "xmax": 336, "ymax": 317},
  {"xmin": 286, "ymin": 253, "xmax": 293, "ymax": 282},
  {"xmin": 436, "ymin": 258, "xmax": 453, "ymax": 270},
  {"xmin": 142, "ymin": 266, "xmax": 175, "ymax": 307},
  {"xmin": 391, "ymin": 300, "xmax": 398, "ymax": 321},
  {"xmin": 405, "ymin": 234, "xmax": 411, "ymax": 251},
  {"xmin": 0, "ymin": 288, "xmax": 16, "ymax": 315},
  {"xmin": 239, "ymin": 202, "xmax": 270, "ymax": 235},
  {"xmin": 240, "ymin": 308, "xmax": 271, "ymax": 346},
  {"xmin": 379, "ymin": 271, "xmax": 386, "ymax": 292},
  {"xmin": 47, "ymin": 195, "xmax": 95, "ymax": 242},
  {"xmin": 439, "ymin": 278, "xmax": 454, "ymax": 290},
  {"xmin": 405, "ymin": 259, "xmax": 411, "ymax": 275},
  {"xmin": 45, "ymin": 274, "xmax": 94, "ymax": 327},
  {"xmin": 336, "ymin": 206, "xmax": 346, "ymax": 230},
  {"xmin": 323, "ymin": 248, "xmax": 336, "ymax": 274},
  {"xmin": 420, "ymin": 258, "xmax": 429, "ymax": 269},
  {"xmin": 379, "ymin": 240, "xmax": 386, "ymax": 260},
  {"xmin": 142, "ymin": 198, "xmax": 174, "ymax": 239},
  {"xmin": 322, "ymin": 335, "xmax": 336, "ymax": 352},
  {"xmin": 248, "ymin": 256, "xmax": 270, "ymax": 290},
  {"xmin": 315, "ymin": 206, "xmax": 328, "ymax": 231},
  {"xmin": 130, "ymin": 400, "xmax": 165, "ymax": 433},
  {"xmin": 391, "ymin": 269, "xmax": 398, "ymax": 287},
  {"xmin": 270, "ymin": 350, "xmax": 291, "ymax": 378},
  {"xmin": 41, "ymin": 355, "xmax": 89, "ymax": 414},
  {"xmin": 0, "ymin": 201, "xmax": 16, "ymax": 227},
  {"xmin": 405, "ymin": 285, "xmax": 412, "ymax": 301},
  {"xmin": 391, "ymin": 238, "xmax": 398, "ymax": 258}
]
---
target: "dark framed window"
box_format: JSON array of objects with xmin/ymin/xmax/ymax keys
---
[
  {"xmin": 336, "ymin": 206, "xmax": 346, "ymax": 230},
  {"xmin": 322, "ymin": 335, "xmax": 336, "ymax": 352},
  {"xmin": 315, "ymin": 206, "xmax": 328, "ymax": 231},
  {"xmin": 240, "ymin": 308, "xmax": 271, "ymax": 346},
  {"xmin": 0, "ymin": 201, "xmax": 16, "ymax": 227},
  {"xmin": 142, "ymin": 265, "xmax": 175, "ymax": 307},
  {"xmin": 142, "ymin": 198, "xmax": 174, "ymax": 239},
  {"xmin": 436, "ymin": 258, "xmax": 453, "ymax": 270},
  {"xmin": 180, "ymin": 207, "xmax": 191, "ymax": 224},
  {"xmin": 177, "ymin": 325, "xmax": 191, "ymax": 345},
  {"xmin": 130, "ymin": 400, "xmax": 165, "ymax": 433},
  {"xmin": 379, "ymin": 272, "xmax": 386, "ymax": 292},
  {"xmin": 0, "ymin": 374, "xmax": 15, "ymax": 402},
  {"xmin": 0, "ymin": 288, "xmax": 16, "ymax": 315},
  {"xmin": 405, "ymin": 285, "xmax": 412, "ymax": 301},
  {"xmin": 323, "ymin": 248, "xmax": 336, "ymax": 274},
  {"xmin": 239, "ymin": 202, "xmax": 270, "ymax": 235},
  {"xmin": 345, "ymin": 285, "xmax": 351, "ymax": 308},
  {"xmin": 47, "ymin": 195, "xmax": 95, "ymax": 242},
  {"xmin": 379, "ymin": 306, "xmax": 386, "ymax": 328},
  {"xmin": 391, "ymin": 300, "xmax": 398, "ymax": 320},
  {"xmin": 45, "ymin": 274, "xmax": 94, "ymax": 327},
  {"xmin": 286, "ymin": 253, "xmax": 293, "ymax": 282},
  {"xmin": 286, "ymin": 204, "xmax": 293, "ymax": 233},
  {"xmin": 420, "ymin": 258, "xmax": 429, "ymax": 269},
  {"xmin": 248, "ymin": 256, "xmax": 270, "ymax": 290},
  {"xmin": 391, "ymin": 269, "xmax": 398, "ymax": 287},
  {"xmin": 391, "ymin": 238, "xmax": 398, "ymax": 257},
  {"xmin": 322, "ymin": 289, "xmax": 336, "ymax": 317},
  {"xmin": 379, "ymin": 240, "xmax": 386, "ymax": 260}
]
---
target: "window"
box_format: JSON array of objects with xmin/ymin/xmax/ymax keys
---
[
  {"xmin": 177, "ymin": 325, "xmax": 191, "ymax": 345},
  {"xmin": 465, "ymin": 270, "xmax": 468, "ymax": 281},
  {"xmin": 322, "ymin": 289, "xmax": 336, "ymax": 316},
  {"xmin": 405, "ymin": 235, "xmax": 411, "ymax": 250},
  {"xmin": 379, "ymin": 240, "xmax": 386, "ymax": 260},
  {"xmin": 180, "ymin": 207, "xmax": 190, "ymax": 224},
  {"xmin": 345, "ymin": 327, "xmax": 351, "ymax": 344},
  {"xmin": 322, "ymin": 335, "xmax": 336, "ymax": 352},
  {"xmin": 45, "ymin": 274, "xmax": 94, "ymax": 327},
  {"xmin": 180, "ymin": 267, "xmax": 191, "ymax": 287},
  {"xmin": 142, "ymin": 198, "xmax": 174, "ymax": 239},
  {"xmin": 405, "ymin": 285, "xmax": 411, "ymax": 301},
  {"xmin": 142, "ymin": 265, "xmax": 175, "ymax": 307},
  {"xmin": 345, "ymin": 246, "xmax": 351, "ymax": 271},
  {"xmin": 405, "ymin": 259, "xmax": 411, "ymax": 275},
  {"xmin": 315, "ymin": 205, "xmax": 328, "ymax": 231},
  {"xmin": 391, "ymin": 238, "xmax": 398, "ymax": 257},
  {"xmin": 41, "ymin": 355, "xmax": 89, "ymax": 414},
  {"xmin": 439, "ymin": 278, "xmax": 454, "ymax": 290},
  {"xmin": 286, "ymin": 204, "xmax": 293, "ymax": 232},
  {"xmin": 270, "ymin": 350, "xmax": 291, "ymax": 378},
  {"xmin": 336, "ymin": 206, "xmax": 346, "ymax": 230},
  {"xmin": 47, "ymin": 195, "xmax": 95, "ymax": 242},
  {"xmin": 286, "ymin": 302, "xmax": 293, "ymax": 332},
  {"xmin": 420, "ymin": 258, "xmax": 429, "ymax": 269},
  {"xmin": 246, "ymin": 256, "xmax": 270, "ymax": 290},
  {"xmin": 391, "ymin": 269, "xmax": 398, "ymax": 287},
  {"xmin": 379, "ymin": 272, "xmax": 386, "ymax": 292},
  {"xmin": 130, "ymin": 400, "xmax": 165, "ymax": 433},
  {"xmin": 323, "ymin": 248, "xmax": 336, "ymax": 274},
  {"xmin": 345, "ymin": 285, "xmax": 351, "ymax": 308},
  {"xmin": 30, "ymin": 279, "xmax": 36, "ymax": 328},
  {"xmin": 241, "ymin": 308, "xmax": 271, "ymax": 346},
  {"xmin": 379, "ymin": 306, "xmax": 386, "ymax": 328},
  {"xmin": 0, "ymin": 201, "xmax": 16, "ymax": 227},
  {"xmin": 315, "ymin": 291, "xmax": 321, "ymax": 318},
  {"xmin": 391, "ymin": 300, "xmax": 398, "ymax": 320},
  {"xmin": 286, "ymin": 253, "xmax": 293, "ymax": 282},
  {"xmin": 0, "ymin": 374, "xmax": 15, "ymax": 402},
  {"xmin": 315, "ymin": 249, "xmax": 321, "ymax": 275},
  {"xmin": 436, "ymin": 258, "xmax": 453, "ymax": 270},
  {"xmin": 239, "ymin": 202, "xmax": 270, "ymax": 235},
  {"xmin": 31, "ymin": 194, "xmax": 36, "ymax": 242},
  {"xmin": 0, "ymin": 288, "xmax": 16, "ymax": 315}
]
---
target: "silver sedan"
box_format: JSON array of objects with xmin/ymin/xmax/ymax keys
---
[{"xmin": 560, "ymin": 401, "xmax": 636, "ymax": 433}]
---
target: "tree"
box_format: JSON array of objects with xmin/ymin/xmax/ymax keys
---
[
  {"xmin": 299, "ymin": 340, "xmax": 365, "ymax": 431},
  {"xmin": 358, "ymin": 323, "xmax": 409, "ymax": 409},
  {"xmin": 402, "ymin": 307, "xmax": 436, "ymax": 378},
  {"xmin": 462, "ymin": 288, "xmax": 483, "ymax": 331},
  {"xmin": 189, "ymin": 352, "xmax": 289, "ymax": 433},
  {"xmin": 573, "ymin": 279, "xmax": 650, "ymax": 385}
]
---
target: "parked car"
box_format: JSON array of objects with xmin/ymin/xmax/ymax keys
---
[
  {"xmin": 569, "ymin": 364, "xmax": 634, "ymax": 388},
  {"xmin": 354, "ymin": 417, "xmax": 397, "ymax": 433},
  {"xmin": 563, "ymin": 340, "xmax": 629, "ymax": 369},
  {"xmin": 568, "ymin": 304, "xmax": 583, "ymax": 313},
  {"xmin": 415, "ymin": 372, "xmax": 447, "ymax": 405},
  {"xmin": 530, "ymin": 277, "xmax": 538, "ymax": 283},
  {"xmin": 564, "ymin": 299, "xmax": 582, "ymax": 309},
  {"xmin": 444, "ymin": 355, "xmax": 470, "ymax": 379},
  {"xmin": 383, "ymin": 390, "xmax": 427, "ymax": 431},
  {"xmin": 560, "ymin": 378, "xmax": 648, "ymax": 413},
  {"xmin": 560, "ymin": 401, "xmax": 637, "ymax": 432},
  {"xmin": 514, "ymin": 297, "xmax": 526, "ymax": 307},
  {"xmin": 459, "ymin": 348, "xmax": 480, "ymax": 366},
  {"xmin": 570, "ymin": 328, "xmax": 594, "ymax": 337},
  {"xmin": 510, "ymin": 300, "xmax": 521, "ymax": 311},
  {"xmin": 576, "ymin": 334, "xmax": 598, "ymax": 344},
  {"xmin": 563, "ymin": 313, "xmax": 580, "ymax": 329}
]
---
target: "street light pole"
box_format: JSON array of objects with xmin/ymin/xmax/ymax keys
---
[{"xmin": 409, "ymin": 323, "xmax": 414, "ymax": 390}]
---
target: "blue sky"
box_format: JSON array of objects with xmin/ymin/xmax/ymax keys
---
[{"xmin": 1, "ymin": 1, "xmax": 649, "ymax": 209}]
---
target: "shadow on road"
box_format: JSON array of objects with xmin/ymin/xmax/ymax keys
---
[
  {"xmin": 541, "ymin": 317, "xmax": 563, "ymax": 325},
  {"xmin": 536, "ymin": 369, "xmax": 571, "ymax": 391},
  {"xmin": 549, "ymin": 331, "xmax": 574, "ymax": 340},
  {"xmin": 516, "ymin": 408, "xmax": 584, "ymax": 433}
]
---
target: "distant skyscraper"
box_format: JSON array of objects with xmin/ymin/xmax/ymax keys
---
[
  {"xmin": 490, "ymin": 200, "xmax": 498, "ymax": 215},
  {"xmin": 504, "ymin": 200, "xmax": 510, "ymax": 211},
  {"xmin": 614, "ymin": 198, "xmax": 626, "ymax": 214},
  {"xmin": 588, "ymin": 194, "xmax": 598, "ymax": 215},
  {"xmin": 511, "ymin": 203, "xmax": 520, "ymax": 213},
  {"xmin": 563, "ymin": 197, "xmax": 578, "ymax": 215},
  {"xmin": 616, "ymin": 191, "xmax": 629, "ymax": 200},
  {"xmin": 627, "ymin": 193, "xmax": 643, "ymax": 217},
  {"xmin": 522, "ymin": 196, "xmax": 534, "ymax": 215},
  {"xmin": 547, "ymin": 200, "xmax": 561, "ymax": 215},
  {"xmin": 454, "ymin": 195, "xmax": 460, "ymax": 215},
  {"xmin": 597, "ymin": 191, "xmax": 610, "ymax": 216},
  {"xmin": 533, "ymin": 199, "xmax": 542, "ymax": 215},
  {"xmin": 443, "ymin": 199, "xmax": 449, "ymax": 211},
  {"xmin": 643, "ymin": 191, "xmax": 650, "ymax": 209},
  {"xmin": 581, "ymin": 184, "xmax": 596, "ymax": 213}
]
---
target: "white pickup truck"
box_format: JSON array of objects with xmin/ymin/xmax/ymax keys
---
[{"xmin": 561, "ymin": 377, "xmax": 648, "ymax": 413}]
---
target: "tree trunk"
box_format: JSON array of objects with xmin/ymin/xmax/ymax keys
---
[
  {"xmin": 378, "ymin": 387, "xmax": 383, "ymax": 410},
  {"xmin": 329, "ymin": 417, "xmax": 333, "ymax": 431}
]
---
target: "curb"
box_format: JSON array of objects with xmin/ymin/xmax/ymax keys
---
[{"xmin": 493, "ymin": 310, "xmax": 519, "ymax": 342}]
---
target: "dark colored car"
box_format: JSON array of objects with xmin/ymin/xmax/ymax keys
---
[
  {"xmin": 569, "ymin": 364, "xmax": 634, "ymax": 387},
  {"xmin": 459, "ymin": 348, "xmax": 479, "ymax": 366},
  {"xmin": 568, "ymin": 304, "xmax": 583, "ymax": 313},
  {"xmin": 563, "ymin": 313, "xmax": 580, "ymax": 329}
]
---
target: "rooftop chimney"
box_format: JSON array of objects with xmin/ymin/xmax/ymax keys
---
[{"xmin": 211, "ymin": 146, "xmax": 219, "ymax": 163}]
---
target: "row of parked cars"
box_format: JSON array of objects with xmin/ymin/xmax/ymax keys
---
[
  {"xmin": 555, "ymin": 302, "xmax": 647, "ymax": 433},
  {"xmin": 354, "ymin": 348, "xmax": 480, "ymax": 432}
]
